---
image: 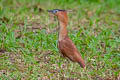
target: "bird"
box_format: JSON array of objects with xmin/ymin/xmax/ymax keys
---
[{"xmin": 48, "ymin": 9, "xmax": 85, "ymax": 68}]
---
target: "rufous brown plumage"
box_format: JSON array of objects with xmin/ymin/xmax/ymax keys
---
[{"xmin": 48, "ymin": 9, "xmax": 85, "ymax": 68}]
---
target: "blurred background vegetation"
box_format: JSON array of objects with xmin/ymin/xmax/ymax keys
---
[{"xmin": 0, "ymin": 0, "xmax": 120, "ymax": 80}]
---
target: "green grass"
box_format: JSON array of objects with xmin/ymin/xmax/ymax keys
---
[{"xmin": 0, "ymin": 0, "xmax": 120, "ymax": 79}]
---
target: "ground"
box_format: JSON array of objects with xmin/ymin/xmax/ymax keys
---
[{"xmin": 0, "ymin": 0, "xmax": 120, "ymax": 80}]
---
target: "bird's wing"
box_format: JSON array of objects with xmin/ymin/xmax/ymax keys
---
[
  {"xmin": 58, "ymin": 36, "xmax": 80, "ymax": 62},
  {"xmin": 58, "ymin": 36, "xmax": 85, "ymax": 68}
]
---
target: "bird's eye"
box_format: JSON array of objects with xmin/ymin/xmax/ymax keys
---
[{"xmin": 53, "ymin": 10, "xmax": 57, "ymax": 14}]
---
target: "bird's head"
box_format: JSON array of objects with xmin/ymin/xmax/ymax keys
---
[{"xmin": 48, "ymin": 9, "xmax": 68, "ymax": 24}]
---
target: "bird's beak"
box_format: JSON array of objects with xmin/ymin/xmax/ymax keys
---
[{"xmin": 47, "ymin": 10, "xmax": 53, "ymax": 13}]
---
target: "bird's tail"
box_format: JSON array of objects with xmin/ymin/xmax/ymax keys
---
[{"xmin": 77, "ymin": 55, "xmax": 85, "ymax": 68}]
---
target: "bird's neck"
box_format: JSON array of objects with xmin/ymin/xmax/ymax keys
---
[{"xmin": 59, "ymin": 21, "xmax": 68, "ymax": 41}]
